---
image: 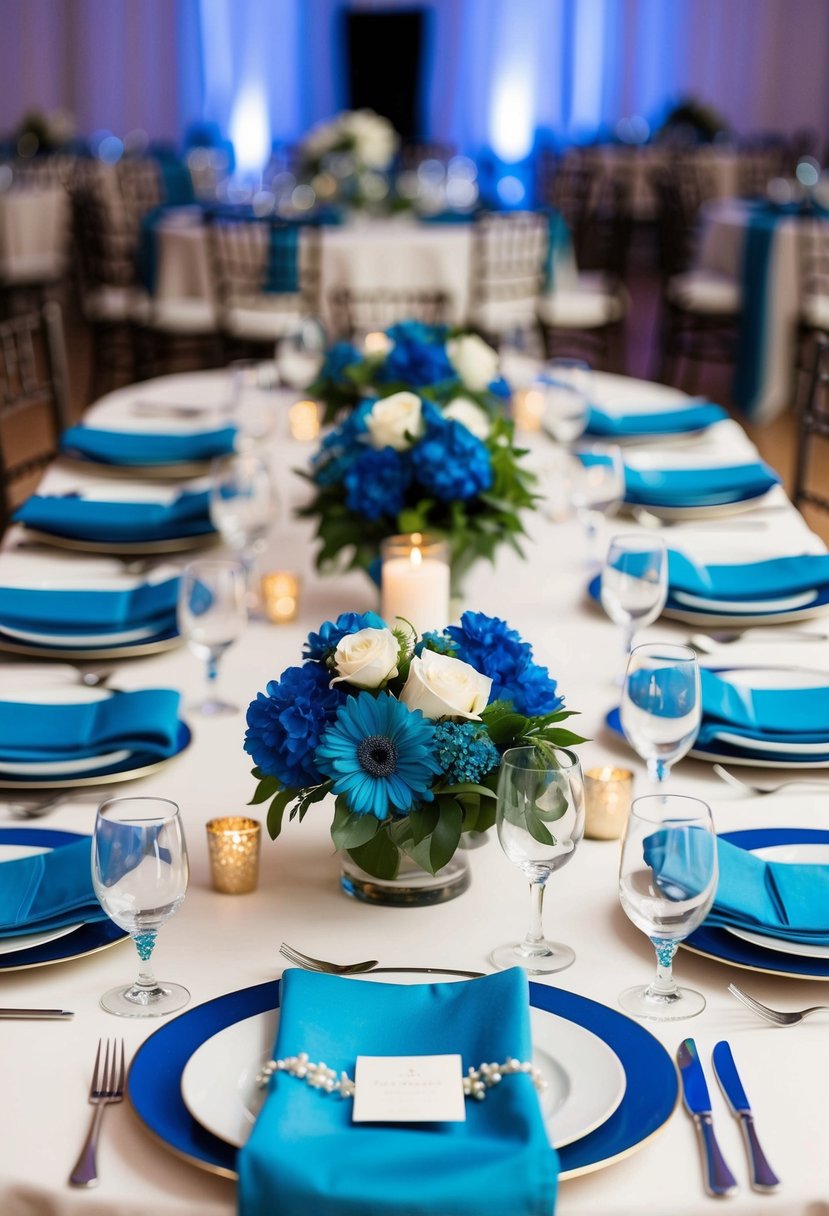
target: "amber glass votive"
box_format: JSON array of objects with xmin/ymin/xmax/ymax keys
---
[
  {"xmin": 206, "ymin": 816, "xmax": 261, "ymax": 893},
  {"xmin": 261, "ymin": 571, "xmax": 300, "ymax": 623},
  {"xmin": 512, "ymin": 387, "xmax": 544, "ymax": 432},
  {"xmin": 584, "ymin": 767, "xmax": 634, "ymax": 840},
  {"xmin": 289, "ymin": 399, "xmax": 321, "ymax": 442}
]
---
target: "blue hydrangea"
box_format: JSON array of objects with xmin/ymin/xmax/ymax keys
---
[
  {"xmin": 488, "ymin": 376, "xmax": 512, "ymax": 400},
  {"xmin": 244, "ymin": 664, "xmax": 344, "ymax": 789},
  {"xmin": 303, "ymin": 611, "xmax": 387, "ymax": 661},
  {"xmin": 433, "ymin": 721, "xmax": 500, "ymax": 784},
  {"xmin": 418, "ymin": 630, "xmax": 458, "ymax": 656},
  {"xmin": 445, "ymin": 611, "xmax": 564, "ymax": 716},
  {"xmin": 410, "ymin": 415, "xmax": 493, "ymax": 502},
  {"xmin": 311, "ymin": 402, "xmax": 373, "ymax": 488},
  {"xmin": 385, "ymin": 321, "xmax": 449, "ymax": 347},
  {"xmin": 319, "ymin": 341, "xmax": 361, "ymax": 386},
  {"xmin": 377, "ymin": 338, "xmax": 457, "ymax": 388},
  {"xmin": 344, "ymin": 447, "xmax": 409, "ymax": 520}
]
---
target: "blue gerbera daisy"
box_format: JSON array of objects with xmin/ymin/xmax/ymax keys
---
[{"xmin": 316, "ymin": 691, "xmax": 441, "ymax": 820}]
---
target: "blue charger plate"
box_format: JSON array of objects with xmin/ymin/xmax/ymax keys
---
[
  {"xmin": 127, "ymin": 978, "xmax": 678, "ymax": 1183},
  {"xmin": 684, "ymin": 827, "xmax": 829, "ymax": 980},
  {"xmin": 0, "ymin": 720, "xmax": 192, "ymax": 789},
  {"xmin": 0, "ymin": 827, "xmax": 127, "ymax": 971}
]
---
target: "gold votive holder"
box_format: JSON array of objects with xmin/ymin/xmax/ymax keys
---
[
  {"xmin": 261, "ymin": 570, "xmax": 301, "ymax": 623},
  {"xmin": 584, "ymin": 767, "xmax": 634, "ymax": 840},
  {"xmin": 206, "ymin": 816, "xmax": 261, "ymax": 894},
  {"xmin": 512, "ymin": 387, "xmax": 544, "ymax": 432},
  {"xmin": 289, "ymin": 398, "xmax": 321, "ymax": 442}
]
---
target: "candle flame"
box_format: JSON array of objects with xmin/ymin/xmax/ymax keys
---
[{"xmin": 410, "ymin": 545, "xmax": 422, "ymax": 568}]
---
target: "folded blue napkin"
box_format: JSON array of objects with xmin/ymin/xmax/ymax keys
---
[
  {"xmin": 0, "ymin": 836, "xmax": 106, "ymax": 938},
  {"xmin": 238, "ymin": 968, "xmax": 558, "ymax": 1216},
  {"xmin": 60, "ymin": 425, "xmax": 237, "ymax": 467},
  {"xmin": 623, "ymin": 461, "xmax": 779, "ymax": 508},
  {"xmin": 668, "ymin": 550, "xmax": 829, "ymax": 600},
  {"xmin": 0, "ymin": 576, "xmax": 179, "ymax": 637},
  {"xmin": 14, "ymin": 489, "xmax": 214, "ymax": 543},
  {"xmin": 0, "ymin": 688, "xmax": 181, "ymax": 764},
  {"xmin": 264, "ymin": 224, "xmax": 299, "ymax": 294},
  {"xmin": 586, "ymin": 402, "xmax": 727, "ymax": 438},
  {"xmin": 697, "ymin": 669, "xmax": 829, "ymax": 747}
]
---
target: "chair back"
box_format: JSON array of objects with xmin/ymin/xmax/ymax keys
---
[
  {"xmin": 70, "ymin": 181, "xmax": 139, "ymax": 297},
  {"xmin": 793, "ymin": 335, "xmax": 829, "ymax": 515},
  {"xmin": 0, "ymin": 302, "xmax": 69, "ymax": 528},
  {"xmin": 328, "ymin": 287, "xmax": 449, "ymax": 341},
  {"xmin": 470, "ymin": 210, "xmax": 547, "ymax": 339},
  {"xmin": 207, "ymin": 212, "xmax": 322, "ymax": 325},
  {"xmin": 649, "ymin": 168, "xmax": 701, "ymax": 280}
]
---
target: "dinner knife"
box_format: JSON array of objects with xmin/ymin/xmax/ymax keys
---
[
  {"xmin": 712, "ymin": 1041, "xmax": 781, "ymax": 1193},
  {"xmin": 0, "ymin": 1008, "xmax": 74, "ymax": 1019},
  {"xmin": 677, "ymin": 1038, "xmax": 739, "ymax": 1197}
]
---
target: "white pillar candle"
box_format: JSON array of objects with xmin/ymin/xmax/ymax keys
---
[{"xmin": 380, "ymin": 535, "xmax": 451, "ymax": 636}]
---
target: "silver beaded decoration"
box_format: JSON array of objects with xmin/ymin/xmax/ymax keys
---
[{"xmin": 256, "ymin": 1052, "xmax": 545, "ymax": 1102}]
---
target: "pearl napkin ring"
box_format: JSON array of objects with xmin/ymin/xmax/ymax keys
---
[{"xmin": 257, "ymin": 1052, "xmax": 546, "ymax": 1101}]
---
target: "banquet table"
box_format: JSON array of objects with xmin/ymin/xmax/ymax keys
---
[
  {"xmin": 1, "ymin": 369, "xmax": 829, "ymax": 1216},
  {"xmin": 0, "ymin": 183, "xmax": 69, "ymax": 284},
  {"xmin": 152, "ymin": 211, "xmax": 474, "ymax": 331}
]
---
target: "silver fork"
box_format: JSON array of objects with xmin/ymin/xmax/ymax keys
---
[
  {"xmin": 728, "ymin": 983, "xmax": 829, "ymax": 1026},
  {"xmin": 713, "ymin": 764, "xmax": 829, "ymax": 797},
  {"xmin": 690, "ymin": 629, "xmax": 829, "ymax": 652},
  {"xmin": 279, "ymin": 942, "xmax": 378, "ymax": 974},
  {"xmin": 69, "ymin": 1038, "xmax": 126, "ymax": 1187}
]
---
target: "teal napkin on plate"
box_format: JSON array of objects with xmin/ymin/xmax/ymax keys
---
[
  {"xmin": 668, "ymin": 550, "xmax": 829, "ymax": 600},
  {"xmin": 264, "ymin": 224, "xmax": 299, "ymax": 294},
  {"xmin": 0, "ymin": 689, "xmax": 181, "ymax": 764},
  {"xmin": 0, "ymin": 576, "xmax": 179, "ymax": 636},
  {"xmin": 0, "ymin": 837, "xmax": 106, "ymax": 937},
  {"xmin": 238, "ymin": 967, "xmax": 558, "ymax": 1216},
  {"xmin": 14, "ymin": 489, "xmax": 214, "ymax": 543},
  {"xmin": 61, "ymin": 425, "xmax": 237, "ymax": 467},
  {"xmin": 698, "ymin": 669, "xmax": 829, "ymax": 746},
  {"xmin": 586, "ymin": 402, "xmax": 726, "ymax": 438},
  {"xmin": 623, "ymin": 461, "xmax": 779, "ymax": 508}
]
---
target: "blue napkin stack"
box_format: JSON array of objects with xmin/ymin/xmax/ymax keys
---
[
  {"xmin": 0, "ymin": 836, "xmax": 106, "ymax": 938},
  {"xmin": 622, "ymin": 461, "xmax": 779, "ymax": 508},
  {"xmin": 0, "ymin": 576, "xmax": 179, "ymax": 639},
  {"xmin": 238, "ymin": 967, "xmax": 558, "ymax": 1216},
  {"xmin": 585, "ymin": 402, "xmax": 727, "ymax": 439},
  {"xmin": 61, "ymin": 425, "xmax": 237, "ymax": 468},
  {"xmin": 697, "ymin": 669, "xmax": 829, "ymax": 750},
  {"xmin": 14, "ymin": 489, "xmax": 214, "ymax": 543},
  {"xmin": 667, "ymin": 550, "xmax": 829, "ymax": 602}
]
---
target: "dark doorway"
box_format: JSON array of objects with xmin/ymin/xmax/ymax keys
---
[{"xmin": 344, "ymin": 9, "xmax": 426, "ymax": 141}]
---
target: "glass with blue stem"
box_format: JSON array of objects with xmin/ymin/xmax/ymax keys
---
[{"xmin": 620, "ymin": 642, "xmax": 701, "ymax": 785}]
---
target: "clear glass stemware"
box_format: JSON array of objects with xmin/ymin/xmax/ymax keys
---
[
  {"xmin": 620, "ymin": 642, "xmax": 701, "ymax": 784},
  {"xmin": 618, "ymin": 794, "xmax": 718, "ymax": 1020},
  {"xmin": 570, "ymin": 442, "xmax": 626, "ymax": 558},
  {"xmin": 275, "ymin": 316, "xmax": 327, "ymax": 389},
  {"xmin": 92, "ymin": 796, "xmax": 189, "ymax": 1017},
  {"xmin": 490, "ymin": 746, "xmax": 584, "ymax": 974},
  {"xmin": 601, "ymin": 534, "xmax": 668, "ymax": 670},
  {"xmin": 209, "ymin": 453, "xmax": 280, "ymax": 612},
  {"xmin": 178, "ymin": 558, "xmax": 248, "ymax": 715},
  {"xmin": 539, "ymin": 357, "xmax": 591, "ymax": 445}
]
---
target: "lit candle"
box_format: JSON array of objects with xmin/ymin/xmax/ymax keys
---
[
  {"xmin": 363, "ymin": 331, "xmax": 393, "ymax": 357},
  {"xmin": 512, "ymin": 387, "xmax": 544, "ymax": 432},
  {"xmin": 584, "ymin": 767, "xmax": 634, "ymax": 839},
  {"xmin": 261, "ymin": 571, "xmax": 301, "ymax": 623},
  {"xmin": 289, "ymin": 399, "xmax": 321, "ymax": 442},
  {"xmin": 380, "ymin": 533, "xmax": 451, "ymax": 635}
]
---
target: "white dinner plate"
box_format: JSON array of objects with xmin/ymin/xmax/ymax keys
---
[
  {"xmin": 0, "ymin": 844, "xmax": 83, "ymax": 956},
  {"xmin": 0, "ymin": 685, "xmax": 132, "ymax": 776},
  {"xmin": 702, "ymin": 665, "xmax": 829, "ymax": 759},
  {"xmin": 624, "ymin": 489, "xmax": 777, "ymax": 520},
  {"xmin": 0, "ymin": 621, "xmax": 160, "ymax": 647},
  {"xmin": 181, "ymin": 979, "xmax": 627, "ymax": 1152},
  {"xmin": 664, "ymin": 599, "xmax": 829, "ymax": 628},
  {"xmin": 724, "ymin": 843, "xmax": 829, "ymax": 960},
  {"xmin": 672, "ymin": 588, "xmax": 820, "ymax": 613},
  {"xmin": 709, "ymin": 730, "xmax": 829, "ymax": 757}
]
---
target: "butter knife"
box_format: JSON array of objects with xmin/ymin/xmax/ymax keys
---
[
  {"xmin": 677, "ymin": 1038, "xmax": 739, "ymax": 1197},
  {"xmin": 712, "ymin": 1041, "xmax": 780, "ymax": 1193},
  {"xmin": 0, "ymin": 1008, "xmax": 74, "ymax": 1019}
]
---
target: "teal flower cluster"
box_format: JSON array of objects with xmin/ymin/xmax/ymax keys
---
[{"xmin": 432, "ymin": 721, "xmax": 500, "ymax": 784}]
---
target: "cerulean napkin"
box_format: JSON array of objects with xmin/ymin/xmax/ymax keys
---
[
  {"xmin": 0, "ymin": 577, "xmax": 179, "ymax": 636},
  {"xmin": 0, "ymin": 836, "xmax": 106, "ymax": 938},
  {"xmin": 697, "ymin": 669, "xmax": 829, "ymax": 747},
  {"xmin": 623, "ymin": 461, "xmax": 779, "ymax": 508},
  {"xmin": 0, "ymin": 688, "xmax": 181, "ymax": 764},
  {"xmin": 238, "ymin": 967, "xmax": 558, "ymax": 1216},
  {"xmin": 14, "ymin": 489, "xmax": 214, "ymax": 543},
  {"xmin": 668, "ymin": 550, "xmax": 829, "ymax": 601},
  {"xmin": 61, "ymin": 425, "xmax": 237, "ymax": 467},
  {"xmin": 264, "ymin": 224, "xmax": 299, "ymax": 294},
  {"xmin": 585, "ymin": 402, "xmax": 727, "ymax": 439}
]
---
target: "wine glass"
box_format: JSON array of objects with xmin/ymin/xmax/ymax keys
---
[
  {"xmin": 92, "ymin": 796, "xmax": 189, "ymax": 1017},
  {"xmin": 538, "ymin": 358, "xmax": 591, "ymax": 445},
  {"xmin": 490, "ymin": 746, "xmax": 584, "ymax": 974},
  {"xmin": 228, "ymin": 359, "xmax": 278, "ymax": 447},
  {"xmin": 570, "ymin": 442, "xmax": 625, "ymax": 558},
  {"xmin": 620, "ymin": 642, "xmax": 701, "ymax": 785},
  {"xmin": 600, "ymin": 534, "xmax": 668, "ymax": 672},
  {"xmin": 618, "ymin": 794, "xmax": 717, "ymax": 1019},
  {"xmin": 275, "ymin": 316, "xmax": 326, "ymax": 389},
  {"xmin": 210, "ymin": 453, "xmax": 279, "ymax": 612},
  {"xmin": 177, "ymin": 559, "xmax": 248, "ymax": 715}
]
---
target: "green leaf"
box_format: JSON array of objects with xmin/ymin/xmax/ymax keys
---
[
  {"xmin": 485, "ymin": 712, "xmax": 529, "ymax": 747},
  {"xmin": 331, "ymin": 799, "xmax": 381, "ymax": 850},
  {"xmin": 408, "ymin": 803, "xmax": 439, "ymax": 846},
  {"xmin": 430, "ymin": 799, "xmax": 463, "ymax": 872},
  {"xmin": 297, "ymin": 781, "xmax": 333, "ymax": 822},
  {"xmin": 440, "ymin": 781, "xmax": 497, "ymax": 800},
  {"xmin": 266, "ymin": 788, "xmax": 296, "ymax": 840},
  {"xmin": 248, "ymin": 775, "xmax": 280, "ymax": 805},
  {"xmin": 347, "ymin": 829, "xmax": 401, "ymax": 880}
]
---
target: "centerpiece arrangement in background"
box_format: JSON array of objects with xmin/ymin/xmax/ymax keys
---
[
  {"xmin": 297, "ymin": 108, "xmax": 400, "ymax": 212},
  {"xmin": 301, "ymin": 323, "xmax": 532, "ymax": 597},
  {"xmin": 245, "ymin": 611, "xmax": 581, "ymax": 904}
]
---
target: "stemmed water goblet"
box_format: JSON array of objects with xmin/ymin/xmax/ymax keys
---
[
  {"xmin": 92, "ymin": 796, "xmax": 189, "ymax": 1017},
  {"xmin": 275, "ymin": 317, "xmax": 327, "ymax": 389},
  {"xmin": 490, "ymin": 746, "xmax": 584, "ymax": 974},
  {"xmin": 228, "ymin": 360, "xmax": 278, "ymax": 447},
  {"xmin": 620, "ymin": 642, "xmax": 701, "ymax": 785},
  {"xmin": 538, "ymin": 357, "xmax": 591, "ymax": 445},
  {"xmin": 177, "ymin": 558, "xmax": 248, "ymax": 715},
  {"xmin": 618, "ymin": 794, "xmax": 718, "ymax": 1019},
  {"xmin": 569, "ymin": 442, "xmax": 625, "ymax": 559},
  {"xmin": 600, "ymin": 534, "xmax": 668, "ymax": 676},
  {"xmin": 210, "ymin": 453, "xmax": 280, "ymax": 612}
]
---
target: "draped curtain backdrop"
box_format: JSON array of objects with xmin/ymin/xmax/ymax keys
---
[{"xmin": 1, "ymin": 0, "xmax": 827, "ymax": 158}]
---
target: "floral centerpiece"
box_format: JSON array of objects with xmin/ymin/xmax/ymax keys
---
[
  {"xmin": 299, "ymin": 332, "xmax": 535, "ymax": 594},
  {"xmin": 298, "ymin": 109, "xmax": 399, "ymax": 210},
  {"xmin": 245, "ymin": 611, "xmax": 582, "ymax": 887},
  {"xmin": 310, "ymin": 323, "xmax": 509, "ymax": 424}
]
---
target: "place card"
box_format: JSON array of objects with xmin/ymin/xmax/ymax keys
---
[{"xmin": 352, "ymin": 1054, "xmax": 466, "ymax": 1123}]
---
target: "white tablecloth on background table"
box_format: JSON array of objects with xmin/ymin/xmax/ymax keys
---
[
  {"xmin": 0, "ymin": 185, "xmax": 69, "ymax": 283},
  {"xmin": 1, "ymin": 370, "xmax": 829, "ymax": 1215}
]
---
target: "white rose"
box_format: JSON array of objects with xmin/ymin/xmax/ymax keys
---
[
  {"xmin": 365, "ymin": 391, "xmax": 422, "ymax": 451},
  {"xmin": 447, "ymin": 334, "xmax": 500, "ymax": 392},
  {"xmin": 400, "ymin": 650, "xmax": 492, "ymax": 720},
  {"xmin": 443, "ymin": 396, "xmax": 491, "ymax": 440},
  {"xmin": 332, "ymin": 627, "xmax": 399, "ymax": 689}
]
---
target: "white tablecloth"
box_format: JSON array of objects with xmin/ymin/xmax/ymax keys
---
[
  {"xmin": 153, "ymin": 214, "xmax": 473, "ymax": 332},
  {"xmin": 1, "ymin": 369, "xmax": 829, "ymax": 1215},
  {"xmin": 0, "ymin": 185, "xmax": 69, "ymax": 283}
]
